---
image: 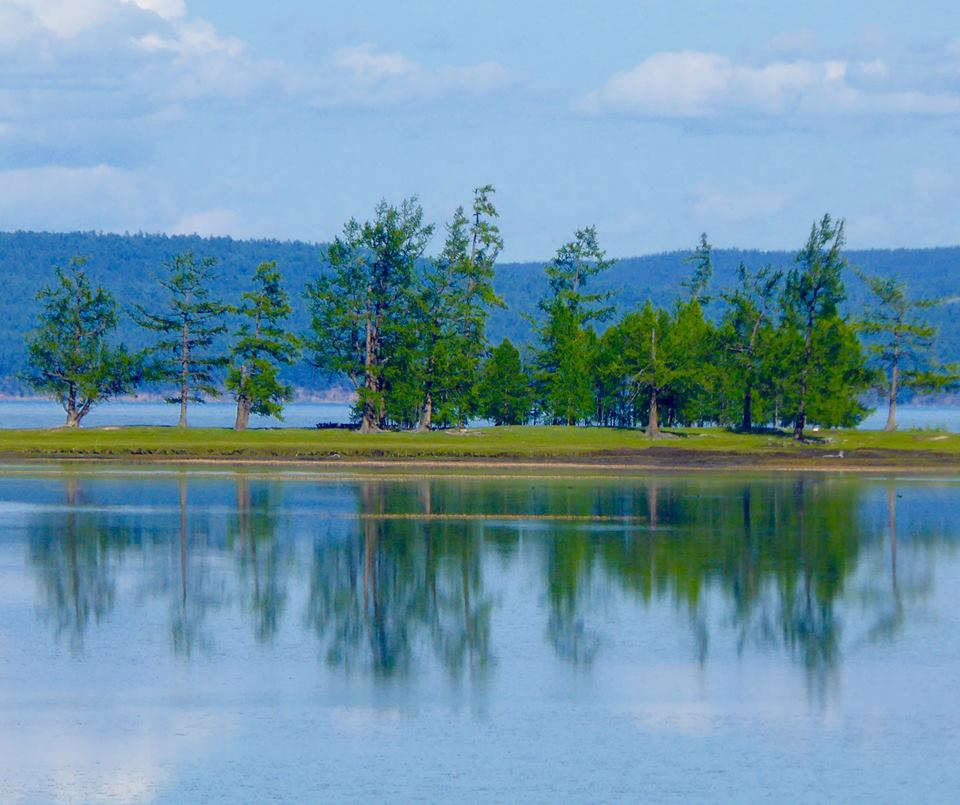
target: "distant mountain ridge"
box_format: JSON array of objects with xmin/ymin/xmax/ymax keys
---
[{"xmin": 1, "ymin": 231, "xmax": 958, "ymax": 392}]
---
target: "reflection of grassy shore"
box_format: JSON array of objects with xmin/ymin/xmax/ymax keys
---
[{"xmin": 0, "ymin": 425, "xmax": 957, "ymax": 469}]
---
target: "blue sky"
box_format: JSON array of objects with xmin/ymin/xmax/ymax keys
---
[{"xmin": 1, "ymin": 0, "xmax": 959, "ymax": 260}]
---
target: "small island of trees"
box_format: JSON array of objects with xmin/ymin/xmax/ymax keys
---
[{"xmin": 21, "ymin": 187, "xmax": 959, "ymax": 438}]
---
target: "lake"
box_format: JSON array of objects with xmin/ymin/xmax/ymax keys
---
[
  {"xmin": 1, "ymin": 399, "xmax": 960, "ymax": 431},
  {"xmin": 0, "ymin": 465, "xmax": 958, "ymax": 802}
]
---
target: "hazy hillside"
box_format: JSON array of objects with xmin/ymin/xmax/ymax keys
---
[{"xmin": 1, "ymin": 231, "xmax": 958, "ymax": 392}]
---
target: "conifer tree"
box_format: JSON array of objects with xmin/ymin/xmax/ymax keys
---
[
  {"xmin": 23, "ymin": 257, "xmax": 140, "ymax": 427},
  {"xmin": 414, "ymin": 186, "xmax": 504, "ymax": 429},
  {"xmin": 857, "ymin": 272, "xmax": 958, "ymax": 431},
  {"xmin": 306, "ymin": 198, "xmax": 432, "ymax": 432},
  {"xmin": 133, "ymin": 253, "xmax": 228, "ymax": 427},
  {"xmin": 682, "ymin": 233, "xmax": 713, "ymax": 304},
  {"xmin": 227, "ymin": 262, "xmax": 300, "ymax": 431},
  {"xmin": 478, "ymin": 339, "xmax": 531, "ymax": 425},
  {"xmin": 534, "ymin": 226, "xmax": 613, "ymax": 424},
  {"xmin": 781, "ymin": 215, "xmax": 849, "ymax": 440},
  {"xmin": 719, "ymin": 263, "xmax": 783, "ymax": 430}
]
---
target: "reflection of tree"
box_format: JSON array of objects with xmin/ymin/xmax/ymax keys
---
[
  {"xmin": 305, "ymin": 480, "xmax": 493, "ymax": 678},
  {"xmin": 28, "ymin": 477, "xmax": 117, "ymax": 653},
  {"xmin": 169, "ymin": 475, "xmax": 222, "ymax": 656},
  {"xmin": 230, "ymin": 476, "xmax": 289, "ymax": 643}
]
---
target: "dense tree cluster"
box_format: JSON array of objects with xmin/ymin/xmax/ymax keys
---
[{"xmin": 21, "ymin": 192, "xmax": 958, "ymax": 435}]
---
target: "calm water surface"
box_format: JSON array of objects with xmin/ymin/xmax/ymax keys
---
[
  {"xmin": 0, "ymin": 466, "xmax": 958, "ymax": 803},
  {"xmin": 2, "ymin": 400, "xmax": 960, "ymax": 431}
]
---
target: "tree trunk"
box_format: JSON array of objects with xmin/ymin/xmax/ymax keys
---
[
  {"xmin": 741, "ymin": 386, "xmax": 753, "ymax": 432},
  {"xmin": 65, "ymin": 407, "xmax": 81, "ymax": 428},
  {"xmin": 179, "ymin": 319, "xmax": 189, "ymax": 428},
  {"xmin": 235, "ymin": 398, "xmax": 251, "ymax": 431},
  {"xmin": 418, "ymin": 392, "xmax": 433, "ymax": 431},
  {"xmin": 794, "ymin": 317, "xmax": 813, "ymax": 441},
  {"xmin": 646, "ymin": 387, "xmax": 661, "ymax": 438},
  {"xmin": 885, "ymin": 345, "xmax": 899, "ymax": 432}
]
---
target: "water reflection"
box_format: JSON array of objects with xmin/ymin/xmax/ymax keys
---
[{"xmin": 18, "ymin": 470, "xmax": 960, "ymax": 686}]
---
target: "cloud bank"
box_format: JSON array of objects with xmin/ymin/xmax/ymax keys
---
[{"xmin": 580, "ymin": 50, "xmax": 960, "ymax": 121}]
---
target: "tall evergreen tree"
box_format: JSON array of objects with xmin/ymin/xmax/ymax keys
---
[
  {"xmin": 682, "ymin": 233, "xmax": 713, "ymax": 304},
  {"xmin": 781, "ymin": 215, "xmax": 849, "ymax": 440},
  {"xmin": 227, "ymin": 262, "xmax": 300, "ymax": 431},
  {"xmin": 719, "ymin": 263, "xmax": 783, "ymax": 431},
  {"xmin": 619, "ymin": 303, "xmax": 688, "ymax": 437},
  {"xmin": 414, "ymin": 186, "xmax": 504, "ymax": 429},
  {"xmin": 133, "ymin": 253, "xmax": 228, "ymax": 427},
  {"xmin": 305, "ymin": 198, "xmax": 433, "ymax": 432},
  {"xmin": 857, "ymin": 271, "xmax": 958, "ymax": 431},
  {"xmin": 478, "ymin": 339, "xmax": 531, "ymax": 425},
  {"xmin": 534, "ymin": 226, "xmax": 613, "ymax": 424},
  {"xmin": 23, "ymin": 257, "xmax": 140, "ymax": 427}
]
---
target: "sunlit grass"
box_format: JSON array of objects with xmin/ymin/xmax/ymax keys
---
[{"xmin": 0, "ymin": 423, "xmax": 956, "ymax": 464}]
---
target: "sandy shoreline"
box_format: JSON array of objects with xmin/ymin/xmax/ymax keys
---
[{"xmin": 1, "ymin": 451, "xmax": 957, "ymax": 476}]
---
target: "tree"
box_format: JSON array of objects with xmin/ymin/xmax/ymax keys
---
[
  {"xmin": 719, "ymin": 263, "xmax": 783, "ymax": 430},
  {"xmin": 682, "ymin": 233, "xmax": 713, "ymax": 304},
  {"xmin": 226, "ymin": 262, "xmax": 300, "ymax": 431},
  {"xmin": 857, "ymin": 272, "xmax": 958, "ymax": 431},
  {"xmin": 414, "ymin": 186, "xmax": 504, "ymax": 429},
  {"xmin": 22, "ymin": 257, "xmax": 140, "ymax": 427},
  {"xmin": 781, "ymin": 215, "xmax": 849, "ymax": 440},
  {"xmin": 534, "ymin": 226, "xmax": 613, "ymax": 424},
  {"xmin": 478, "ymin": 339, "xmax": 531, "ymax": 425},
  {"xmin": 133, "ymin": 253, "xmax": 228, "ymax": 427},
  {"xmin": 619, "ymin": 304, "xmax": 679, "ymax": 437},
  {"xmin": 306, "ymin": 198, "xmax": 433, "ymax": 432}
]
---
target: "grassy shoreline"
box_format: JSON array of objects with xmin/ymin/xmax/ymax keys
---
[{"xmin": 0, "ymin": 425, "xmax": 956, "ymax": 471}]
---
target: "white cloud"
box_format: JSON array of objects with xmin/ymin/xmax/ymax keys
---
[
  {"xmin": 687, "ymin": 187, "xmax": 789, "ymax": 226},
  {"xmin": 580, "ymin": 50, "xmax": 960, "ymax": 121},
  {"xmin": 125, "ymin": 0, "xmax": 185, "ymax": 19},
  {"xmin": 318, "ymin": 43, "xmax": 510, "ymax": 107},
  {"xmin": 172, "ymin": 208, "xmax": 242, "ymax": 237}
]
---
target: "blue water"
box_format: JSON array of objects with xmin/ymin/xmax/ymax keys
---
[
  {"xmin": 0, "ymin": 466, "xmax": 958, "ymax": 802},
  {"xmin": 1, "ymin": 399, "xmax": 959, "ymax": 431},
  {"xmin": 0, "ymin": 400, "xmax": 353, "ymax": 429}
]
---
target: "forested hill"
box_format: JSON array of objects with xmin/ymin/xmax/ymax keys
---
[{"xmin": 1, "ymin": 230, "xmax": 958, "ymax": 392}]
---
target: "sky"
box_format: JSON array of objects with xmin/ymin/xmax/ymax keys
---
[{"xmin": 1, "ymin": 0, "xmax": 960, "ymax": 260}]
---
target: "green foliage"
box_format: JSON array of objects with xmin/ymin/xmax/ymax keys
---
[
  {"xmin": 682, "ymin": 232, "xmax": 714, "ymax": 304},
  {"xmin": 534, "ymin": 227, "xmax": 613, "ymax": 424},
  {"xmin": 856, "ymin": 271, "xmax": 959, "ymax": 429},
  {"xmin": 780, "ymin": 215, "xmax": 864, "ymax": 438},
  {"xmin": 22, "ymin": 257, "xmax": 140, "ymax": 426},
  {"xmin": 478, "ymin": 339, "xmax": 532, "ymax": 425},
  {"xmin": 227, "ymin": 262, "xmax": 300, "ymax": 427},
  {"xmin": 411, "ymin": 186, "xmax": 505, "ymax": 428},
  {"xmin": 305, "ymin": 198, "xmax": 433, "ymax": 431},
  {"xmin": 133, "ymin": 253, "xmax": 229, "ymax": 426},
  {"xmin": 718, "ymin": 263, "xmax": 783, "ymax": 429}
]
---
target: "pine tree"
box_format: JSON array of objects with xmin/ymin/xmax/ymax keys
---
[
  {"xmin": 23, "ymin": 257, "xmax": 140, "ymax": 427},
  {"xmin": 534, "ymin": 226, "xmax": 613, "ymax": 424},
  {"xmin": 227, "ymin": 262, "xmax": 300, "ymax": 431},
  {"xmin": 133, "ymin": 253, "xmax": 228, "ymax": 427},
  {"xmin": 414, "ymin": 186, "xmax": 504, "ymax": 429},
  {"xmin": 682, "ymin": 233, "xmax": 713, "ymax": 304},
  {"xmin": 781, "ymin": 215, "xmax": 849, "ymax": 440},
  {"xmin": 478, "ymin": 339, "xmax": 531, "ymax": 425},
  {"xmin": 857, "ymin": 272, "xmax": 958, "ymax": 431},
  {"xmin": 719, "ymin": 263, "xmax": 783, "ymax": 430},
  {"xmin": 306, "ymin": 198, "xmax": 433, "ymax": 432}
]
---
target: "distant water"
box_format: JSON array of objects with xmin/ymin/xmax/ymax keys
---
[
  {"xmin": 0, "ymin": 400, "xmax": 353, "ymax": 429},
  {"xmin": 0, "ymin": 399, "xmax": 957, "ymax": 432},
  {"xmin": 859, "ymin": 405, "xmax": 960, "ymax": 432}
]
